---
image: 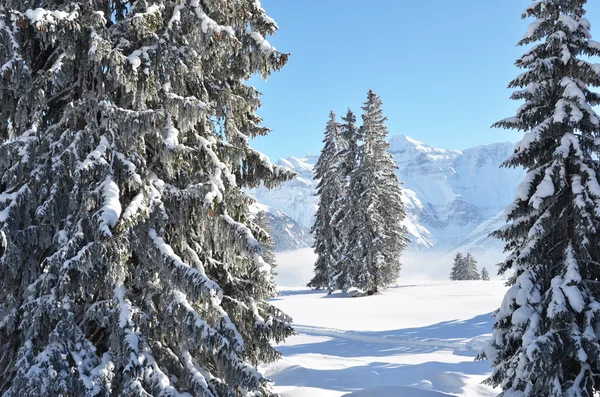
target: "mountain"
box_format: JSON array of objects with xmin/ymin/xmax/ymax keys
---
[
  {"xmin": 250, "ymin": 135, "xmax": 525, "ymax": 260},
  {"xmin": 249, "ymin": 203, "xmax": 313, "ymax": 252},
  {"xmin": 252, "ymin": 155, "xmax": 319, "ymax": 230},
  {"xmin": 389, "ymin": 135, "xmax": 524, "ymax": 250}
]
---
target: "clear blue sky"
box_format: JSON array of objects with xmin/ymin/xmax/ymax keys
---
[{"xmin": 249, "ymin": 1, "xmax": 600, "ymax": 160}]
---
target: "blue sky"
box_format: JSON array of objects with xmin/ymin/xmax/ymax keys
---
[{"xmin": 249, "ymin": 1, "xmax": 600, "ymax": 160}]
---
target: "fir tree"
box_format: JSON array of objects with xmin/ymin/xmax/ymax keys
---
[
  {"xmin": 308, "ymin": 112, "xmax": 344, "ymax": 291},
  {"xmin": 339, "ymin": 110, "xmax": 360, "ymax": 179},
  {"xmin": 479, "ymin": 1, "xmax": 600, "ymax": 395},
  {"xmin": 449, "ymin": 253, "xmax": 479, "ymax": 280},
  {"xmin": 343, "ymin": 91, "xmax": 409, "ymax": 294},
  {"xmin": 463, "ymin": 253, "xmax": 480, "ymax": 280},
  {"xmin": 0, "ymin": 1, "xmax": 294, "ymax": 395},
  {"xmin": 481, "ymin": 267, "xmax": 490, "ymax": 281},
  {"xmin": 449, "ymin": 253, "xmax": 465, "ymax": 281},
  {"xmin": 331, "ymin": 109, "xmax": 360, "ymax": 291}
]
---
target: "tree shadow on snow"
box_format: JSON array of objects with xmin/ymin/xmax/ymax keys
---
[
  {"xmin": 271, "ymin": 289, "xmax": 327, "ymax": 301},
  {"xmin": 280, "ymin": 313, "xmax": 494, "ymax": 359},
  {"xmin": 270, "ymin": 360, "xmax": 492, "ymax": 395}
]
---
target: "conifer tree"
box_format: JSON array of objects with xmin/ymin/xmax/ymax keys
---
[
  {"xmin": 481, "ymin": 267, "xmax": 490, "ymax": 281},
  {"xmin": 343, "ymin": 91, "xmax": 409, "ymax": 294},
  {"xmin": 331, "ymin": 109, "xmax": 360, "ymax": 291},
  {"xmin": 449, "ymin": 253, "xmax": 479, "ymax": 280},
  {"xmin": 480, "ymin": 1, "xmax": 600, "ymax": 395},
  {"xmin": 339, "ymin": 110, "xmax": 360, "ymax": 179},
  {"xmin": 308, "ymin": 112, "xmax": 344, "ymax": 291},
  {"xmin": 463, "ymin": 253, "xmax": 480, "ymax": 280},
  {"xmin": 0, "ymin": 1, "xmax": 294, "ymax": 395},
  {"xmin": 450, "ymin": 253, "xmax": 465, "ymax": 281}
]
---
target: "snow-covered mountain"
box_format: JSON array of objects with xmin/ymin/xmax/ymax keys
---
[
  {"xmin": 250, "ymin": 135, "xmax": 525, "ymax": 256},
  {"xmin": 250, "ymin": 203, "xmax": 313, "ymax": 252}
]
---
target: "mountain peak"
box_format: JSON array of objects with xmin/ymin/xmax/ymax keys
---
[{"xmin": 389, "ymin": 135, "xmax": 461, "ymax": 158}]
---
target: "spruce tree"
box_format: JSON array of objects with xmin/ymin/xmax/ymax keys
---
[
  {"xmin": 449, "ymin": 253, "xmax": 479, "ymax": 280},
  {"xmin": 480, "ymin": 1, "xmax": 600, "ymax": 395},
  {"xmin": 450, "ymin": 253, "xmax": 465, "ymax": 281},
  {"xmin": 308, "ymin": 112, "xmax": 344, "ymax": 291},
  {"xmin": 481, "ymin": 267, "xmax": 490, "ymax": 281},
  {"xmin": 463, "ymin": 253, "xmax": 480, "ymax": 280},
  {"xmin": 331, "ymin": 109, "xmax": 360, "ymax": 292},
  {"xmin": 339, "ymin": 110, "xmax": 360, "ymax": 179},
  {"xmin": 343, "ymin": 91, "xmax": 409, "ymax": 294},
  {"xmin": 0, "ymin": 1, "xmax": 294, "ymax": 395}
]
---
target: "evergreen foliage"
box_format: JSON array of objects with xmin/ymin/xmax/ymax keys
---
[
  {"xmin": 463, "ymin": 253, "xmax": 480, "ymax": 281},
  {"xmin": 256, "ymin": 211, "xmax": 277, "ymax": 276},
  {"xmin": 449, "ymin": 253, "xmax": 465, "ymax": 280},
  {"xmin": 480, "ymin": 1, "xmax": 600, "ymax": 395},
  {"xmin": 449, "ymin": 253, "xmax": 480, "ymax": 281},
  {"xmin": 339, "ymin": 110, "xmax": 360, "ymax": 180},
  {"xmin": 330, "ymin": 109, "xmax": 360, "ymax": 291},
  {"xmin": 481, "ymin": 267, "xmax": 490, "ymax": 281},
  {"xmin": 0, "ymin": 1, "xmax": 294, "ymax": 395},
  {"xmin": 308, "ymin": 112, "xmax": 345, "ymax": 291},
  {"xmin": 340, "ymin": 91, "xmax": 409, "ymax": 294}
]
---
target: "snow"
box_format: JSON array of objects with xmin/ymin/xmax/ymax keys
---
[
  {"xmin": 168, "ymin": 5, "xmax": 185, "ymax": 30},
  {"xmin": 78, "ymin": 136, "xmax": 110, "ymax": 172},
  {"xmin": 126, "ymin": 46, "xmax": 155, "ymax": 72},
  {"xmin": 555, "ymin": 99, "xmax": 583, "ymax": 123},
  {"xmin": 114, "ymin": 286, "xmax": 133, "ymax": 328},
  {"xmin": 341, "ymin": 387, "xmax": 455, "ymax": 397},
  {"xmin": 148, "ymin": 228, "xmax": 220, "ymax": 294},
  {"xmin": 251, "ymin": 31, "xmax": 276, "ymax": 53},
  {"xmin": 121, "ymin": 191, "xmax": 146, "ymax": 221},
  {"xmin": 50, "ymin": 53, "xmax": 67, "ymax": 74},
  {"xmin": 97, "ymin": 176, "xmax": 122, "ymax": 237},
  {"xmin": 197, "ymin": 135, "xmax": 236, "ymax": 204},
  {"xmin": 529, "ymin": 166, "xmax": 555, "ymax": 209},
  {"xmin": 127, "ymin": 50, "xmax": 144, "ymax": 71},
  {"xmin": 163, "ymin": 116, "xmax": 180, "ymax": 149},
  {"xmin": 114, "ymin": 151, "xmax": 143, "ymax": 185},
  {"xmin": 0, "ymin": 184, "xmax": 30, "ymax": 223},
  {"xmin": 523, "ymin": 18, "xmax": 546, "ymax": 40},
  {"xmin": 558, "ymin": 14, "xmax": 580, "ymax": 32},
  {"xmin": 189, "ymin": 2, "xmax": 235, "ymax": 36},
  {"xmin": 25, "ymin": 8, "xmax": 77, "ymax": 25},
  {"xmin": 222, "ymin": 214, "xmax": 272, "ymax": 273},
  {"xmin": 555, "ymin": 133, "xmax": 582, "ymax": 159},
  {"xmin": 264, "ymin": 253, "xmax": 507, "ymax": 396}
]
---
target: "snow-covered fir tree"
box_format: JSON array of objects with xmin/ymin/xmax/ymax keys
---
[
  {"xmin": 463, "ymin": 253, "xmax": 480, "ymax": 280},
  {"xmin": 449, "ymin": 253, "xmax": 465, "ymax": 281},
  {"xmin": 330, "ymin": 109, "xmax": 360, "ymax": 291},
  {"xmin": 481, "ymin": 267, "xmax": 490, "ymax": 281},
  {"xmin": 342, "ymin": 91, "xmax": 409, "ymax": 294},
  {"xmin": 480, "ymin": 1, "xmax": 600, "ymax": 395},
  {"xmin": 308, "ymin": 112, "xmax": 345, "ymax": 292},
  {"xmin": 338, "ymin": 109, "xmax": 360, "ymax": 182},
  {"xmin": 449, "ymin": 253, "xmax": 479, "ymax": 281},
  {"xmin": 0, "ymin": 1, "xmax": 294, "ymax": 395}
]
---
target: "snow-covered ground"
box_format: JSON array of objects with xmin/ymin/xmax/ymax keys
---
[{"xmin": 264, "ymin": 251, "xmax": 508, "ymax": 397}]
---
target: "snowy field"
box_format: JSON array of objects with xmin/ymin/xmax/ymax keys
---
[{"xmin": 263, "ymin": 250, "xmax": 508, "ymax": 397}]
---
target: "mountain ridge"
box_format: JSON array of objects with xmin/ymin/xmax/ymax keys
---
[{"xmin": 250, "ymin": 134, "xmax": 524, "ymax": 259}]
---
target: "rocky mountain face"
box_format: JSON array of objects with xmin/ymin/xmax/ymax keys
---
[
  {"xmin": 263, "ymin": 207, "xmax": 313, "ymax": 252},
  {"xmin": 250, "ymin": 135, "xmax": 525, "ymax": 256}
]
